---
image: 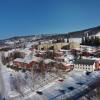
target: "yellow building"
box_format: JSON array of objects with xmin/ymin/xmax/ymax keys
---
[
  {"xmin": 69, "ymin": 42, "xmax": 80, "ymax": 50},
  {"xmin": 38, "ymin": 43, "xmax": 69, "ymax": 51}
]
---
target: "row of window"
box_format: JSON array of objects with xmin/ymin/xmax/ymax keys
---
[
  {"xmin": 74, "ymin": 66, "xmax": 92, "ymax": 70},
  {"xmin": 75, "ymin": 64, "xmax": 92, "ymax": 67}
]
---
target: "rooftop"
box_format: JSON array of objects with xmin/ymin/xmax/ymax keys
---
[
  {"xmin": 14, "ymin": 56, "xmax": 43, "ymax": 64},
  {"xmin": 74, "ymin": 59, "xmax": 95, "ymax": 65}
]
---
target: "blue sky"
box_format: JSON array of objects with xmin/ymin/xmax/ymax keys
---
[{"xmin": 0, "ymin": 0, "xmax": 100, "ymax": 39}]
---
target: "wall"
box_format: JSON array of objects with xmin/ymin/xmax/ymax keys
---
[{"xmin": 74, "ymin": 64, "xmax": 94, "ymax": 72}]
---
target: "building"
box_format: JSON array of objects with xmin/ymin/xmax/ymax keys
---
[
  {"xmin": 38, "ymin": 43, "xmax": 69, "ymax": 51},
  {"xmin": 69, "ymin": 38, "xmax": 82, "ymax": 43},
  {"xmin": 58, "ymin": 62, "xmax": 74, "ymax": 71},
  {"xmin": 13, "ymin": 57, "xmax": 42, "ymax": 69},
  {"xmin": 69, "ymin": 42, "xmax": 80, "ymax": 50},
  {"xmin": 95, "ymin": 61, "xmax": 100, "ymax": 70},
  {"xmin": 74, "ymin": 59, "xmax": 97, "ymax": 72}
]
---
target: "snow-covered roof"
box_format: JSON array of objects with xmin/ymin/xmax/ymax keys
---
[
  {"xmin": 26, "ymin": 42, "xmax": 38, "ymax": 48},
  {"xmin": 83, "ymin": 57, "xmax": 100, "ymax": 61},
  {"xmin": 32, "ymin": 57, "xmax": 43, "ymax": 63},
  {"xmin": 44, "ymin": 59, "xmax": 55, "ymax": 64},
  {"xmin": 55, "ymin": 51, "xmax": 63, "ymax": 54},
  {"xmin": 61, "ymin": 62, "xmax": 72, "ymax": 66},
  {"xmin": 14, "ymin": 56, "xmax": 43, "ymax": 64},
  {"xmin": 13, "ymin": 58, "xmax": 24, "ymax": 63},
  {"xmin": 19, "ymin": 48, "xmax": 31, "ymax": 55},
  {"xmin": 59, "ymin": 49, "xmax": 69, "ymax": 52},
  {"xmin": 39, "ymin": 50, "xmax": 46, "ymax": 53}
]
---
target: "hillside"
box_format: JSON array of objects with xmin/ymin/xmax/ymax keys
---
[
  {"xmin": 1, "ymin": 26, "xmax": 100, "ymax": 42},
  {"xmin": 68, "ymin": 26, "xmax": 100, "ymax": 38}
]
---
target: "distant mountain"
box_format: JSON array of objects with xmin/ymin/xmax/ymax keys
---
[
  {"xmin": 41, "ymin": 26, "xmax": 100, "ymax": 40},
  {"xmin": 1, "ymin": 26, "xmax": 100, "ymax": 41},
  {"xmin": 67, "ymin": 26, "xmax": 100, "ymax": 38},
  {"xmin": 6, "ymin": 35, "xmax": 36, "ymax": 41}
]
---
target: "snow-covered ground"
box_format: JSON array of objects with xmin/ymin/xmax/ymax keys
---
[
  {"xmin": 1, "ymin": 64, "xmax": 100, "ymax": 100},
  {"xmin": 23, "ymin": 71, "xmax": 100, "ymax": 100},
  {"xmin": 0, "ymin": 51, "xmax": 100, "ymax": 100},
  {"xmin": 2, "ymin": 69, "xmax": 99, "ymax": 100},
  {"xmin": 0, "ymin": 54, "xmax": 60, "ymax": 100}
]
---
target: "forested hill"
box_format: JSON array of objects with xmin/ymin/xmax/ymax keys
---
[
  {"xmin": 67, "ymin": 26, "xmax": 100, "ymax": 38},
  {"xmin": 1, "ymin": 26, "xmax": 100, "ymax": 41}
]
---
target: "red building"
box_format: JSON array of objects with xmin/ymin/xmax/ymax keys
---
[
  {"xmin": 13, "ymin": 57, "xmax": 43, "ymax": 69},
  {"xmin": 95, "ymin": 61, "xmax": 100, "ymax": 70}
]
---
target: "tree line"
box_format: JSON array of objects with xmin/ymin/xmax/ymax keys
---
[
  {"xmin": 81, "ymin": 36, "xmax": 100, "ymax": 46},
  {"xmin": 1, "ymin": 51, "xmax": 24, "ymax": 65}
]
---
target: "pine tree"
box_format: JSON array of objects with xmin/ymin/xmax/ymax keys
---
[
  {"xmin": 67, "ymin": 38, "xmax": 69, "ymax": 43},
  {"xmin": 81, "ymin": 37, "xmax": 85, "ymax": 45},
  {"xmin": 94, "ymin": 36, "xmax": 99, "ymax": 46},
  {"xmin": 91, "ymin": 36, "xmax": 95, "ymax": 46}
]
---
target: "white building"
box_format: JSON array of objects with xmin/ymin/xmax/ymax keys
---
[
  {"xmin": 74, "ymin": 59, "xmax": 96, "ymax": 72},
  {"xmin": 91, "ymin": 32, "xmax": 100, "ymax": 38},
  {"xmin": 69, "ymin": 38, "xmax": 82, "ymax": 43}
]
